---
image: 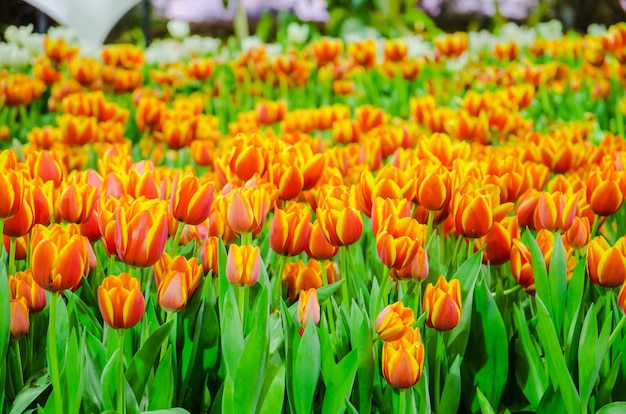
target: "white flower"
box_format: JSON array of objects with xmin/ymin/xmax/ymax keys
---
[
  {"xmin": 182, "ymin": 35, "xmax": 221, "ymax": 56},
  {"xmin": 22, "ymin": 33, "xmax": 44, "ymax": 55},
  {"xmin": 287, "ymin": 22, "xmax": 309, "ymax": 45},
  {"xmin": 145, "ymin": 39, "xmax": 182, "ymax": 64},
  {"xmin": 535, "ymin": 20, "xmax": 563, "ymax": 40},
  {"xmin": 167, "ymin": 19, "xmax": 190, "ymax": 39},
  {"xmin": 468, "ymin": 30, "xmax": 496, "ymax": 55},
  {"xmin": 445, "ymin": 52, "xmax": 469, "ymax": 72},
  {"xmin": 241, "ymin": 36, "xmax": 263, "ymax": 53},
  {"xmin": 499, "ymin": 22, "xmax": 535, "ymax": 48},
  {"xmin": 4, "ymin": 24, "xmax": 34, "ymax": 46},
  {"xmin": 587, "ymin": 24, "xmax": 607, "ymax": 36},
  {"xmin": 265, "ymin": 43, "xmax": 283, "ymax": 59},
  {"xmin": 47, "ymin": 26, "xmax": 77, "ymax": 43},
  {"xmin": 0, "ymin": 43, "xmax": 30, "ymax": 68},
  {"xmin": 406, "ymin": 35, "xmax": 435, "ymax": 59}
]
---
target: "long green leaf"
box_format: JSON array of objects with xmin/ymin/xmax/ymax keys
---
[
  {"xmin": 220, "ymin": 284, "xmax": 244, "ymax": 381},
  {"xmin": 9, "ymin": 371, "xmax": 51, "ymax": 414},
  {"xmin": 294, "ymin": 320, "xmax": 321, "ymax": 414},
  {"xmin": 0, "ymin": 250, "xmax": 9, "ymax": 410},
  {"xmin": 548, "ymin": 234, "xmax": 567, "ymax": 337},
  {"xmin": 439, "ymin": 355, "xmax": 462, "ymax": 414},
  {"xmin": 522, "ymin": 231, "xmax": 552, "ymax": 328},
  {"xmin": 321, "ymin": 348, "xmax": 359, "ymax": 414},
  {"xmin": 148, "ymin": 347, "xmax": 174, "ymax": 410},
  {"xmin": 578, "ymin": 304, "xmax": 611, "ymax": 410},
  {"xmin": 596, "ymin": 402, "xmax": 626, "ymax": 413}
]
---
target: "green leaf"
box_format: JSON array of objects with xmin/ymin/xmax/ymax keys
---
[
  {"xmin": 535, "ymin": 298, "xmax": 580, "ymax": 413},
  {"xmin": 476, "ymin": 388, "xmax": 496, "ymax": 414},
  {"xmin": 64, "ymin": 328, "xmax": 84, "ymax": 414},
  {"xmin": 548, "ymin": 234, "xmax": 567, "ymax": 337},
  {"xmin": 0, "ymin": 250, "xmax": 9, "ymax": 409},
  {"xmin": 234, "ymin": 287, "xmax": 270, "ymax": 414},
  {"xmin": 9, "ymin": 371, "xmax": 51, "ymax": 414},
  {"xmin": 578, "ymin": 304, "xmax": 611, "ymax": 409},
  {"xmin": 65, "ymin": 291, "xmax": 103, "ymax": 337},
  {"xmin": 512, "ymin": 305, "xmax": 548, "ymax": 408},
  {"xmin": 125, "ymin": 319, "xmax": 174, "ymax": 402},
  {"xmin": 221, "ymin": 375, "xmax": 235, "ymax": 414},
  {"xmin": 317, "ymin": 279, "xmax": 345, "ymax": 303},
  {"xmin": 439, "ymin": 355, "xmax": 462, "ymax": 414},
  {"xmin": 596, "ymin": 402, "xmax": 626, "ymax": 413},
  {"xmin": 148, "ymin": 347, "xmax": 174, "ymax": 410},
  {"xmin": 456, "ymin": 249, "xmax": 484, "ymax": 298},
  {"xmin": 141, "ymin": 409, "xmax": 191, "ymax": 414},
  {"xmin": 294, "ymin": 320, "xmax": 321, "ymax": 414},
  {"xmin": 522, "ymin": 230, "xmax": 552, "ymax": 326},
  {"xmin": 101, "ymin": 349, "xmax": 119, "ymax": 412},
  {"xmin": 257, "ymin": 359, "xmax": 286, "ymax": 414},
  {"xmin": 351, "ymin": 307, "xmax": 374, "ymax": 414},
  {"xmin": 321, "ymin": 348, "xmax": 359, "ymax": 414},
  {"xmin": 461, "ymin": 277, "xmax": 508, "ymax": 412},
  {"xmin": 220, "ymin": 284, "xmax": 244, "ymax": 381}
]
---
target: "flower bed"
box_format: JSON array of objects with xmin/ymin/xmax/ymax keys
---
[{"xmin": 2, "ymin": 20, "xmax": 626, "ymax": 413}]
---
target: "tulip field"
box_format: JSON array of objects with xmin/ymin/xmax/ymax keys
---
[{"xmin": 4, "ymin": 19, "xmax": 626, "ymax": 413}]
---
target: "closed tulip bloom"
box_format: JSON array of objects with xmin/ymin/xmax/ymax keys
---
[
  {"xmin": 371, "ymin": 197, "xmax": 412, "ymax": 235},
  {"xmin": 297, "ymin": 288, "xmax": 320, "ymax": 327},
  {"xmin": 59, "ymin": 181, "xmax": 99, "ymax": 224},
  {"xmin": 453, "ymin": 191, "xmax": 493, "ymax": 239},
  {"xmin": 0, "ymin": 169, "xmax": 23, "ymax": 218},
  {"xmin": 98, "ymin": 273, "xmax": 145, "ymax": 329},
  {"xmin": 115, "ymin": 197, "xmax": 169, "ymax": 267},
  {"xmin": 30, "ymin": 224, "xmax": 89, "ymax": 292},
  {"xmin": 9, "ymin": 270, "xmax": 47, "ymax": 312},
  {"xmin": 423, "ymin": 276, "xmax": 462, "ymax": 331},
  {"xmin": 227, "ymin": 187, "xmax": 270, "ymax": 236},
  {"xmin": 24, "ymin": 150, "xmax": 66, "ymax": 186},
  {"xmin": 228, "ymin": 134, "xmax": 268, "ymax": 181},
  {"xmin": 3, "ymin": 235, "xmax": 28, "ymax": 261},
  {"xmin": 510, "ymin": 239, "xmax": 535, "ymax": 295},
  {"xmin": 475, "ymin": 216, "xmax": 519, "ymax": 266},
  {"xmin": 306, "ymin": 220, "xmax": 338, "ymax": 260},
  {"xmin": 586, "ymin": 167, "xmax": 625, "ymax": 216},
  {"xmin": 154, "ymin": 254, "xmax": 202, "ymax": 312},
  {"xmin": 10, "ymin": 298, "xmax": 30, "ymax": 338},
  {"xmin": 587, "ymin": 236, "xmax": 626, "ymax": 287},
  {"xmin": 565, "ymin": 216, "xmax": 590, "ymax": 249},
  {"xmin": 170, "ymin": 173, "xmax": 215, "ymax": 225},
  {"xmin": 376, "ymin": 216, "xmax": 426, "ymax": 270},
  {"xmin": 534, "ymin": 191, "xmax": 578, "ymax": 233},
  {"xmin": 515, "ymin": 189, "xmax": 540, "ymax": 231},
  {"xmin": 392, "ymin": 247, "xmax": 429, "ymax": 281},
  {"xmin": 269, "ymin": 162, "xmax": 304, "ymax": 201},
  {"xmin": 317, "ymin": 186, "xmax": 363, "ymax": 247},
  {"xmin": 270, "ymin": 203, "xmax": 311, "ymax": 256},
  {"xmin": 375, "ymin": 302, "xmax": 415, "ymax": 342},
  {"xmin": 417, "ymin": 169, "xmax": 451, "ymax": 212},
  {"xmin": 200, "ymin": 236, "xmax": 220, "ymax": 276},
  {"xmin": 226, "ymin": 244, "xmax": 261, "ymax": 287},
  {"xmin": 382, "ymin": 327, "xmax": 425, "ymax": 389},
  {"xmin": 4, "ymin": 186, "xmax": 35, "ymax": 238}
]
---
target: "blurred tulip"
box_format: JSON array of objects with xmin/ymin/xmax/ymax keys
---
[
  {"xmin": 375, "ymin": 302, "xmax": 415, "ymax": 342},
  {"xmin": 98, "ymin": 273, "xmax": 145, "ymax": 329},
  {"xmin": 30, "ymin": 223, "xmax": 89, "ymax": 292},
  {"xmin": 10, "ymin": 298, "xmax": 30, "ymax": 338},
  {"xmin": 24, "ymin": 150, "xmax": 66, "ymax": 186},
  {"xmin": 297, "ymin": 288, "xmax": 320, "ymax": 327},
  {"xmin": 115, "ymin": 197, "xmax": 169, "ymax": 267},
  {"xmin": 423, "ymin": 276, "xmax": 462, "ymax": 331},
  {"xmin": 270, "ymin": 202, "xmax": 311, "ymax": 256},
  {"xmin": 226, "ymin": 244, "xmax": 260, "ymax": 287},
  {"xmin": 154, "ymin": 254, "xmax": 202, "ymax": 312},
  {"xmin": 381, "ymin": 327, "xmax": 425, "ymax": 389},
  {"xmin": 0, "ymin": 169, "xmax": 23, "ymax": 218},
  {"xmin": 392, "ymin": 247, "xmax": 429, "ymax": 281},
  {"xmin": 200, "ymin": 236, "xmax": 220, "ymax": 276},
  {"xmin": 9, "ymin": 269, "xmax": 47, "ymax": 312},
  {"xmin": 510, "ymin": 239, "xmax": 536, "ymax": 295},
  {"xmin": 586, "ymin": 167, "xmax": 625, "ymax": 216},
  {"xmin": 3, "ymin": 186, "xmax": 35, "ymax": 238}
]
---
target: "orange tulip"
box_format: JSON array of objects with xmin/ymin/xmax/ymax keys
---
[
  {"xmin": 115, "ymin": 197, "xmax": 169, "ymax": 267},
  {"xmin": 226, "ymin": 244, "xmax": 261, "ymax": 287},
  {"xmin": 452, "ymin": 190, "xmax": 494, "ymax": 239},
  {"xmin": 154, "ymin": 254, "xmax": 202, "ymax": 312},
  {"xmin": 371, "ymin": 197, "xmax": 413, "ymax": 236},
  {"xmin": 57, "ymin": 114, "xmax": 98, "ymax": 146},
  {"xmin": 9, "ymin": 269, "xmax": 47, "ymax": 312},
  {"xmin": 417, "ymin": 169, "xmax": 452, "ymax": 212},
  {"xmin": 534, "ymin": 191, "xmax": 578, "ymax": 233},
  {"xmin": 269, "ymin": 162, "xmax": 304, "ymax": 201},
  {"xmin": 3, "ymin": 185, "xmax": 35, "ymax": 238},
  {"xmin": 384, "ymin": 39, "xmax": 408, "ymax": 62},
  {"xmin": 316, "ymin": 186, "xmax": 363, "ymax": 247},
  {"xmin": 200, "ymin": 236, "xmax": 220, "ymax": 276},
  {"xmin": 475, "ymin": 216, "xmax": 519, "ymax": 266},
  {"xmin": 587, "ymin": 236, "xmax": 626, "ymax": 287},
  {"xmin": 305, "ymin": 220, "xmax": 339, "ymax": 260},
  {"xmin": 565, "ymin": 216, "xmax": 590, "ymax": 249},
  {"xmin": 161, "ymin": 118, "xmax": 194, "ymax": 150},
  {"xmin": 423, "ymin": 276, "xmax": 462, "ymax": 331},
  {"xmin": 618, "ymin": 282, "xmax": 626, "ymax": 314},
  {"xmin": 30, "ymin": 223, "xmax": 89, "ymax": 292},
  {"xmin": 375, "ymin": 302, "xmax": 415, "ymax": 342},
  {"xmin": 297, "ymin": 288, "xmax": 320, "ymax": 327},
  {"xmin": 227, "ymin": 187, "xmax": 270, "ymax": 236},
  {"xmin": 510, "ymin": 239, "xmax": 536, "ymax": 295},
  {"xmin": 312, "ymin": 38, "xmax": 343, "ymax": 67},
  {"xmin": 283, "ymin": 259, "xmax": 337, "ymax": 300},
  {"xmin": 59, "ymin": 181, "xmax": 99, "ymax": 224},
  {"xmin": 227, "ymin": 134, "xmax": 269, "ymax": 182},
  {"xmin": 3, "ymin": 234, "xmax": 28, "ymax": 261},
  {"xmin": 44, "ymin": 35, "xmax": 79, "ymax": 63},
  {"xmin": 170, "ymin": 173, "xmax": 214, "ymax": 225},
  {"xmin": 98, "ymin": 273, "xmax": 145, "ymax": 329},
  {"xmin": 586, "ymin": 167, "xmax": 625, "ymax": 216},
  {"xmin": 392, "ymin": 247, "xmax": 429, "ymax": 281},
  {"xmin": 381, "ymin": 327, "xmax": 425, "ymax": 389},
  {"xmin": 24, "ymin": 150, "xmax": 66, "ymax": 186},
  {"xmin": 270, "ymin": 202, "xmax": 311, "ymax": 257},
  {"xmin": 376, "ymin": 216, "xmax": 426, "ymax": 270},
  {"xmin": 10, "ymin": 298, "xmax": 30, "ymax": 338},
  {"xmin": 0, "ymin": 169, "xmax": 23, "ymax": 218}
]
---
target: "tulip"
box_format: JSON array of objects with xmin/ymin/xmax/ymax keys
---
[
  {"xmin": 452, "ymin": 190, "xmax": 493, "ymax": 239},
  {"xmin": 24, "ymin": 150, "xmax": 66, "ymax": 186},
  {"xmin": 170, "ymin": 173, "xmax": 214, "ymax": 225},
  {"xmin": 269, "ymin": 162, "xmax": 304, "ymax": 201},
  {"xmin": 227, "ymin": 134, "xmax": 268, "ymax": 182},
  {"xmin": 10, "ymin": 298, "xmax": 30, "ymax": 338},
  {"xmin": 423, "ymin": 276, "xmax": 462, "ymax": 331},
  {"xmin": 534, "ymin": 191, "xmax": 578, "ymax": 233},
  {"xmin": 59, "ymin": 181, "xmax": 99, "ymax": 224},
  {"xmin": 618, "ymin": 282, "xmax": 626, "ymax": 314},
  {"xmin": 3, "ymin": 235, "xmax": 28, "ymax": 261},
  {"xmin": 297, "ymin": 288, "xmax": 320, "ymax": 327},
  {"xmin": 0, "ymin": 169, "xmax": 23, "ymax": 218},
  {"xmin": 226, "ymin": 244, "xmax": 261, "ymax": 287},
  {"xmin": 30, "ymin": 224, "xmax": 89, "ymax": 292},
  {"xmin": 97, "ymin": 273, "xmax": 145, "ymax": 329},
  {"xmin": 154, "ymin": 254, "xmax": 202, "ymax": 312},
  {"xmin": 375, "ymin": 302, "xmax": 415, "ymax": 342},
  {"xmin": 392, "ymin": 247, "xmax": 429, "ymax": 281},
  {"xmin": 3, "ymin": 186, "xmax": 35, "ymax": 238},
  {"xmin": 587, "ymin": 236, "xmax": 626, "ymax": 288},
  {"xmin": 475, "ymin": 216, "xmax": 519, "ymax": 266},
  {"xmin": 115, "ymin": 197, "xmax": 169, "ymax": 267},
  {"xmin": 9, "ymin": 270, "xmax": 47, "ymax": 312},
  {"xmin": 316, "ymin": 186, "xmax": 363, "ymax": 247},
  {"xmin": 371, "ymin": 197, "xmax": 412, "ymax": 235},
  {"xmin": 417, "ymin": 169, "xmax": 451, "ymax": 212},
  {"xmin": 565, "ymin": 216, "xmax": 590, "ymax": 249},
  {"xmin": 376, "ymin": 216, "xmax": 426, "ymax": 270},
  {"xmin": 586, "ymin": 167, "xmax": 625, "ymax": 216},
  {"xmin": 270, "ymin": 202, "xmax": 311, "ymax": 257},
  {"xmin": 227, "ymin": 187, "xmax": 270, "ymax": 237},
  {"xmin": 510, "ymin": 239, "xmax": 536, "ymax": 295},
  {"xmin": 381, "ymin": 327, "xmax": 425, "ymax": 389}
]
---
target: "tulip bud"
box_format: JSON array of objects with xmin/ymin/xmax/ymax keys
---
[
  {"xmin": 155, "ymin": 254, "xmax": 202, "ymax": 312},
  {"xmin": 226, "ymin": 244, "xmax": 261, "ymax": 286},
  {"xmin": 423, "ymin": 276, "xmax": 462, "ymax": 331},
  {"xmin": 10, "ymin": 298, "xmax": 30, "ymax": 338},
  {"xmin": 375, "ymin": 302, "xmax": 415, "ymax": 342},
  {"xmin": 381, "ymin": 327, "xmax": 425, "ymax": 389},
  {"xmin": 98, "ymin": 273, "xmax": 145, "ymax": 329},
  {"xmin": 297, "ymin": 288, "xmax": 320, "ymax": 327}
]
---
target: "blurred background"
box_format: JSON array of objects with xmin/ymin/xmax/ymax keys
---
[{"xmin": 1, "ymin": 0, "xmax": 625, "ymax": 43}]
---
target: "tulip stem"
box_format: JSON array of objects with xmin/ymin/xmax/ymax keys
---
[
  {"xmin": 160, "ymin": 311, "xmax": 174, "ymax": 361},
  {"xmin": 109, "ymin": 253, "xmax": 115, "ymax": 276},
  {"xmin": 237, "ymin": 286, "xmax": 248, "ymax": 330},
  {"xmin": 466, "ymin": 238, "xmax": 474, "ymax": 261},
  {"xmin": 273, "ymin": 255, "xmax": 287, "ymax": 302},
  {"xmin": 170, "ymin": 223, "xmax": 184, "ymax": 256},
  {"xmin": 117, "ymin": 328, "xmax": 126, "ymax": 414},
  {"xmin": 0, "ymin": 219, "xmax": 4, "ymax": 255},
  {"xmin": 452, "ymin": 236, "xmax": 464, "ymax": 266},
  {"xmin": 48, "ymin": 292, "xmax": 64, "ymax": 414},
  {"xmin": 608, "ymin": 314, "xmax": 626, "ymax": 349},
  {"xmin": 398, "ymin": 388, "xmax": 407, "ymax": 414},
  {"xmin": 590, "ymin": 216, "xmax": 602, "ymax": 240},
  {"xmin": 340, "ymin": 246, "xmax": 350, "ymax": 308},
  {"xmin": 498, "ymin": 284, "xmax": 522, "ymax": 297},
  {"xmin": 434, "ymin": 331, "xmax": 443, "ymax": 414},
  {"xmin": 8, "ymin": 237, "xmax": 16, "ymax": 276},
  {"xmin": 425, "ymin": 210, "xmax": 435, "ymax": 246},
  {"xmin": 11, "ymin": 339, "xmax": 24, "ymax": 391}
]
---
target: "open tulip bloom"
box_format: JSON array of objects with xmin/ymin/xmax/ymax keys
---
[{"xmin": 5, "ymin": 18, "xmax": 626, "ymax": 414}]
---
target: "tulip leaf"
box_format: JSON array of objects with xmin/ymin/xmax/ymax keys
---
[
  {"xmin": 141, "ymin": 409, "xmax": 191, "ymax": 414},
  {"xmin": 455, "ymin": 249, "xmax": 483, "ymax": 299},
  {"xmin": 596, "ymin": 402, "xmax": 626, "ymax": 413},
  {"xmin": 512, "ymin": 304, "xmax": 548, "ymax": 408},
  {"xmin": 476, "ymin": 387, "xmax": 496, "ymax": 414},
  {"xmin": 126, "ymin": 318, "xmax": 174, "ymax": 402},
  {"xmin": 317, "ymin": 279, "xmax": 346, "ymax": 303},
  {"xmin": 234, "ymin": 287, "xmax": 270, "ymax": 414},
  {"xmin": 535, "ymin": 298, "xmax": 580, "ymax": 413},
  {"xmin": 9, "ymin": 371, "xmax": 51, "ymax": 414},
  {"xmin": 321, "ymin": 348, "xmax": 359, "ymax": 414},
  {"xmin": 257, "ymin": 358, "xmax": 286, "ymax": 414},
  {"xmin": 350, "ymin": 305, "xmax": 374, "ymax": 414},
  {"xmin": 51, "ymin": 293, "xmax": 70, "ymax": 368},
  {"xmin": 522, "ymin": 230, "xmax": 553, "ymax": 328},
  {"xmin": 578, "ymin": 303, "xmax": 611, "ymax": 410},
  {"xmin": 82, "ymin": 346, "xmax": 105, "ymax": 413},
  {"xmin": 294, "ymin": 319, "xmax": 321, "ymax": 414},
  {"xmin": 548, "ymin": 233, "xmax": 567, "ymax": 337},
  {"xmin": 148, "ymin": 347, "xmax": 174, "ymax": 410},
  {"xmin": 64, "ymin": 328, "xmax": 84, "ymax": 414},
  {"xmin": 220, "ymin": 284, "xmax": 244, "ymax": 381},
  {"xmin": 439, "ymin": 355, "xmax": 462, "ymax": 414},
  {"xmin": 221, "ymin": 375, "xmax": 235, "ymax": 414},
  {"xmin": 319, "ymin": 317, "xmax": 337, "ymax": 383},
  {"xmin": 565, "ymin": 259, "xmax": 585, "ymax": 364},
  {"xmin": 101, "ymin": 349, "xmax": 119, "ymax": 411},
  {"xmin": 460, "ymin": 277, "xmax": 507, "ymax": 412},
  {"xmin": 537, "ymin": 385, "xmax": 567, "ymax": 413},
  {"xmin": 65, "ymin": 290, "xmax": 103, "ymax": 338},
  {"xmin": 0, "ymin": 252, "xmax": 9, "ymax": 410}
]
